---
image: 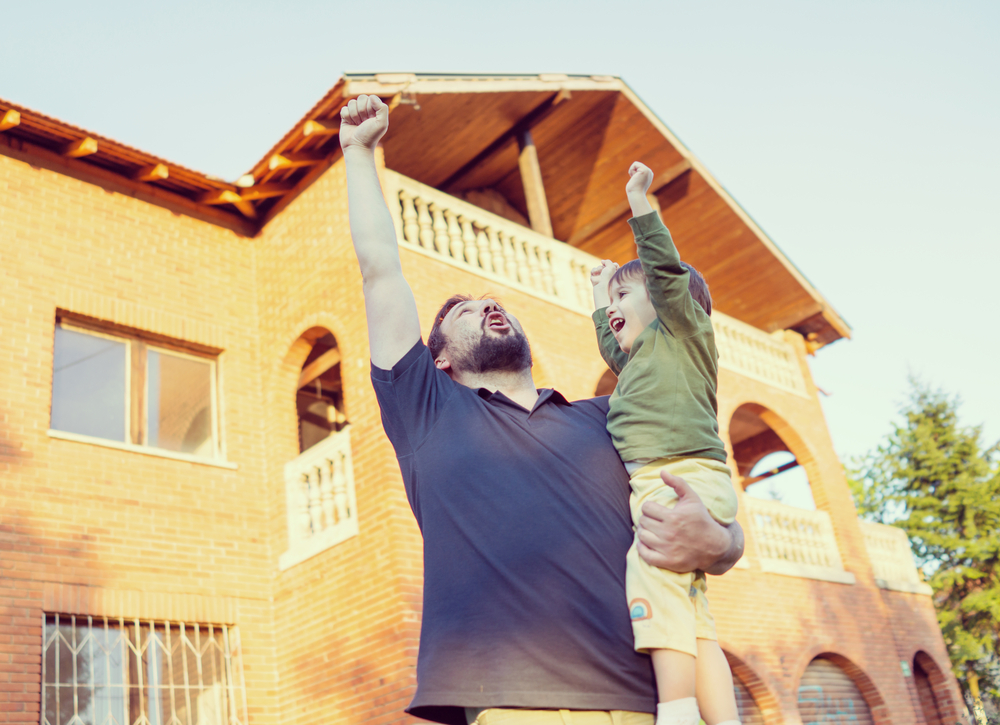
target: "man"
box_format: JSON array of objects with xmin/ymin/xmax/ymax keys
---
[{"xmin": 340, "ymin": 94, "xmax": 744, "ymax": 725}]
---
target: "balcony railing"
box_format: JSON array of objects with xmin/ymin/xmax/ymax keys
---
[
  {"xmin": 745, "ymin": 497, "xmax": 855, "ymax": 584},
  {"xmin": 279, "ymin": 427, "xmax": 359, "ymax": 571},
  {"xmin": 859, "ymin": 521, "xmax": 933, "ymax": 594},
  {"xmin": 382, "ymin": 169, "xmax": 808, "ymax": 397}
]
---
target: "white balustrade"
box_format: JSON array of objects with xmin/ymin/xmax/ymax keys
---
[
  {"xmin": 383, "ymin": 170, "xmax": 596, "ymax": 315},
  {"xmin": 279, "ymin": 427, "xmax": 359, "ymax": 571},
  {"xmin": 859, "ymin": 521, "xmax": 933, "ymax": 594},
  {"xmin": 382, "ymin": 169, "xmax": 810, "ymax": 397},
  {"xmin": 745, "ymin": 497, "xmax": 855, "ymax": 584},
  {"xmin": 714, "ymin": 315, "xmax": 809, "ymax": 397}
]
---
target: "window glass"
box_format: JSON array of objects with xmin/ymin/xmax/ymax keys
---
[
  {"xmin": 51, "ymin": 326, "xmax": 127, "ymax": 442},
  {"xmin": 147, "ymin": 350, "xmax": 214, "ymax": 456}
]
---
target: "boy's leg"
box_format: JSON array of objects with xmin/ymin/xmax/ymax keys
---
[{"xmin": 694, "ymin": 639, "xmax": 740, "ymax": 725}]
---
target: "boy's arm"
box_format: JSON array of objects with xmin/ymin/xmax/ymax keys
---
[
  {"xmin": 625, "ymin": 162, "xmax": 704, "ymax": 338},
  {"xmin": 340, "ymin": 95, "xmax": 421, "ymax": 370},
  {"xmin": 590, "ymin": 260, "xmax": 629, "ymax": 374}
]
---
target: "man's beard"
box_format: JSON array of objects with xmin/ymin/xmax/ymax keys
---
[{"xmin": 454, "ymin": 329, "xmax": 533, "ymax": 374}]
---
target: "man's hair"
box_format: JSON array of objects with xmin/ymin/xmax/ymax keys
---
[
  {"xmin": 427, "ymin": 294, "xmax": 475, "ymax": 360},
  {"xmin": 609, "ymin": 259, "xmax": 712, "ymax": 316}
]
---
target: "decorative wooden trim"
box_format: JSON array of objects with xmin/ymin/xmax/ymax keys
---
[
  {"xmin": 132, "ymin": 163, "xmax": 169, "ymax": 182},
  {"xmin": 62, "ymin": 137, "xmax": 98, "ymax": 158},
  {"xmin": 0, "ymin": 109, "xmax": 20, "ymax": 132},
  {"xmin": 43, "ymin": 583, "xmax": 239, "ymax": 624}
]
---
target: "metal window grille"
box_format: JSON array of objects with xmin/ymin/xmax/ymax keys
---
[{"xmin": 42, "ymin": 614, "xmax": 247, "ymax": 725}]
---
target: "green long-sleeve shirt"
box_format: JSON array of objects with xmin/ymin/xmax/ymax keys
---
[{"xmin": 593, "ymin": 212, "xmax": 727, "ymax": 464}]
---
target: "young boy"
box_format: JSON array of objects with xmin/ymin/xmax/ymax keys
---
[{"xmin": 590, "ymin": 161, "xmax": 741, "ymax": 725}]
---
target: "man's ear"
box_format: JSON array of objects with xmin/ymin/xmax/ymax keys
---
[{"xmin": 434, "ymin": 353, "xmax": 452, "ymax": 373}]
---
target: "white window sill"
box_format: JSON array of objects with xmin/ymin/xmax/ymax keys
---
[
  {"xmin": 47, "ymin": 429, "xmax": 238, "ymax": 470},
  {"xmin": 875, "ymin": 578, "xmax": 933, "ymax": 596},
  {"xmin": 759, "ymin": 559, "xmax": 857, "ymax": 585}
]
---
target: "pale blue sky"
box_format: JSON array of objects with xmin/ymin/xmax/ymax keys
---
[{"xmin": 3, "ymin": 1, "xmax": 997, "ymax": 462}]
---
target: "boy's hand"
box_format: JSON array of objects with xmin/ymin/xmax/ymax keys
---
[
  {"xmin": 626, "ymin": 161, "xmax": 654, "ymax": 197},
  {"xmin": 340, "ymin": 95, "xmax": 389, "ymax": 153},
  {"xmin": 590, "ymin": 259, "xmax": 618, "ymax": 288},
  {"xmin": 625, "ymin": 161, "xmax": 655, "ymax": 218}
]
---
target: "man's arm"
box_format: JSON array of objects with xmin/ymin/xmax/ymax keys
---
[
  {"xmin": 340, "ymin": 95, "xmax": 421, "ymax": 370},
  {"xmin": 636, "ymin": 470, "xmax": 745, "ymax": 576}
]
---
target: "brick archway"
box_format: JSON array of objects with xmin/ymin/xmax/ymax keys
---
[
  {"xmin": 913, "ymin": 650, "xmax": 960, "ymax": 725},
  {"xmin": 723, "ymin": 650, "xmax": 783, "ymax": 725},
  {"xmin": 798, "ymin": 652, "xmax": 892, "ymax": 725}
]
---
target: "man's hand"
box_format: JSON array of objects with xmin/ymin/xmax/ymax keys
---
[
  {"xmin": 625, "ymin": 161, "xmax": 655, "ymax": 218},
  {"xmin": 590, "ymin": 259, "xmax": 618, "ymax": 309},
  {"xmin": 340, "ymin": 94, "xmax": 389, "ymax": 153},
  {"xmin": 636, "ymin": 469, "xmax": 744, "ymax": 576}
]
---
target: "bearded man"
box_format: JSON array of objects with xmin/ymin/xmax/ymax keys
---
[{"xmin": 340, "ymin": 95, "xmax": 744, "ymax": 725}]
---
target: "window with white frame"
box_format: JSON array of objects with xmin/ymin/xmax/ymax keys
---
[
  {"xmin": 50, "ymin": 320, "xmax": 220, "ymax": 458},
  {"xmin": 42, "ymin": 614, "xmax": 247, "ymax": 725}
]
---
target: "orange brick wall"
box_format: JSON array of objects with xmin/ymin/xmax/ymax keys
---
[{"xmin": 0, "ymin": 144, "xmax": 961, "ymax": 725}]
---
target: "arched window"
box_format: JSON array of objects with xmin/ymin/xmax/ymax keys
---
[
  {"xmin": 295, "ymin": 332, "xmax": 347, "ymax": 453},
  {"xmin": 730, "ymin": 403, "xmax": 815, "ymax": 510}
]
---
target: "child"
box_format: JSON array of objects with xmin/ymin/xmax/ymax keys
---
[{"xmin": 590, "ymin": 161, "xmax": 741, "ymax": 725}]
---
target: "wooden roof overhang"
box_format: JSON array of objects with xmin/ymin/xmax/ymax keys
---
[{"xmin": 1, "ymin": 73, "xmax": 849, "ymax": 346}]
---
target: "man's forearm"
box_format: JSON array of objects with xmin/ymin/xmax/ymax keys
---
[
  {"xmin": 344, "ymin": 146, "xmax": 401, "ymax": 281},
  {"xmin": 703, "ymin": 521, "xmax": 744, "ymax": 576}
]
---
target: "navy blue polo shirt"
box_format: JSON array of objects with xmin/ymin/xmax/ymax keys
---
[{"xmin": 371, "ymin": 340, "xmax": 656, "ymax": 725}]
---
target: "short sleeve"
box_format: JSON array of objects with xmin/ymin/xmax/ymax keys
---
[{"xmin": 370, "ymin": 339, "xmax": 457, "ymax": 457}]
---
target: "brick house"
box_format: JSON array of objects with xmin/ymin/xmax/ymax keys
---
[{"xmin": 0, "ymin": 73, "xmax": 963, "ymax": 724}]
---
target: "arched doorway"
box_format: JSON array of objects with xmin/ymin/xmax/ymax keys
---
[
  {"xmin": 798, "ymin": 657, "xmax": 876, "ymax": 724},
  {"xmin": 913, "ymin": 651, "xmax": 954, "ymax": 725},
  {"xmin": 294, "ymin": 330, "xmax": 347, "ymax": 453},
  {"xmin": 725, "ymin": 651, "xmax": 779, "ymax": 725},
  {"xmin": 730, "ymin": 403, "xmax": 815, "ymax": 509},
  {"xmin": 734, "ymin": 677, "xmax": 765, "ymax": 725}
]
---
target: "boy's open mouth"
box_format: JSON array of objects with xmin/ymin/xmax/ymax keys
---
[{"xmin": 610, "ymin": 317, "xmax": 625, "ymax": 333}]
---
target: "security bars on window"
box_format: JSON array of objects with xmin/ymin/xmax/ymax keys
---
[{"xmin": 41, "ymin": 614, "xmax": 247, "ymax": 725}]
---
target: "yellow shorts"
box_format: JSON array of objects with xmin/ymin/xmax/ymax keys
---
[
  {"xmin": 626, "ymin": 457, "xmax": 737, "ymax": 657},
  {"xmin": 470, "ymin": 708, "xmax": 653, "ymax": 725}
]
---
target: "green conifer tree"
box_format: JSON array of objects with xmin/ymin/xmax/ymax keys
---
[{"xmin": 848, "ymin": 379, "xmax": 1000, "ymax": 721}]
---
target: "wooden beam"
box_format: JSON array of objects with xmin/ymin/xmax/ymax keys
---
[
  {"xmin": 517, "ymin": 129, "xmax": 553, "ymax": 238},
  {"xmin": 196, "ymin": 188, "xmax": 257, "ymax": 219},
  {"xmin": 0, "ymin": 110, "xmax": 20, "ymax": 132},
  {"xmin": 238, "ymin": 182, "xmax": 293, "ymax": 201},
  {"xmin": 132, "ymin": 163, "xmax": 169, "ymax": 182},
  {"xmin": 440, "ymin": 91, "xmax": 567, "ymax": 192},
  {"xmin": 567, "ymin": 160, "xmax": 692, "ymax": 245},
  {"xmin": 62, "ymin": 137, "xmax": 98, "ymax": 158},
  {"xmin": 302, "ymin": 119, "xmax": 338, "ymax": 137},
  {"xmin": 742, "ymin": 460, "xmax": 800, "ymax": 487},
  {"xmin": 268, "ymin": 151, "xmax": 326, "ymax": 171},
  {"xmin": 298, "ymin": 347, "xmax": 342, "ymax": 389},
  {"xmin": 235, "ymin": 174, "xmax": 255, "ymax": 188}
]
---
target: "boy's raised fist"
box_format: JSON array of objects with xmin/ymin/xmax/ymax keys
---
[
  {"xmin": 340, "ymin": 95, "xmax": 389, "ymax": 152},
  {"xmin": 590, "ymin": 259, "xmax": 619, "ymax": 288},
  {"xmin": 625, "ymin": 161, "xmax": 654, "ymax": 197}
]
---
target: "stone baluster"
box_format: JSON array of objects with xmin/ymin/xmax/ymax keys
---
[
  {"xmin": 320, "ymin": 459, "xmax": 335, "ymax": 531},
  {"xmin": 296, "ymin": 474, "xmax": 312, "ymax": 541},
  {"xmin": 446, "ymin": 210, "xmax": 464, "ymax": 261},
  {"xmin": 400, "ymin": 191, "xmax": 419, "ymax": 245},
  {"xmin": 487, "ymin": 227, "xmax": 503, "ymax": 275},
  {"xmin": 513, "ymin": 237, "xmax": 529, "ymax": 284},
  {"xmin": 417, "ymin": 198, "xmax": 434, "ymax": 249},
  {"xmin": 538, "ymin": 249, "xmax": 555, "ymax": 295},
  {"xmin": 575, "ymin": 263, "xmax": 593, "ymax": 309},
  {"xmin": 307, "ymin": 468, "xmax": 323, "ymax": 536},
  {"xmin": 476, "ymin": 229, "xmax": 491, "ymax": 272},
  {"xmin": 499, "ymin": 231, "xmax": 518, "ymax": 280},
  {"xmin": 461, "ymin": 217, "xmax": 478, "ymax": 268},
  {"xmin": 525, "ymin": 242, "xmax": 543, "ymax": 290},
  {"xmin": 332, "ymin": 453, "xmax": 349, "ymax": 524},
  {"xmin": 430, "ymin": 204, "xmax": 449, "ymax": 254}
]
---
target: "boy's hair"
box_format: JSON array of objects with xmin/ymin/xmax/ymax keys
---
[{"xmin": 609, "ymin": 259, "xmax": 712, "ymax": 316}]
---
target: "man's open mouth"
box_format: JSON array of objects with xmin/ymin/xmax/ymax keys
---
[
  {"xmin": 610, "ymin": 317, "xmax": 625, "ymax": 333},
  {"xmin": 485, "ymin": 312, "xmax": 509, "ymax": 330}
]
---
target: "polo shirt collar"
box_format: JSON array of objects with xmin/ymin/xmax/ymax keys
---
[{"xmin": 476, "ymin": 387, "xmax": 573, "ymax": 410}]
